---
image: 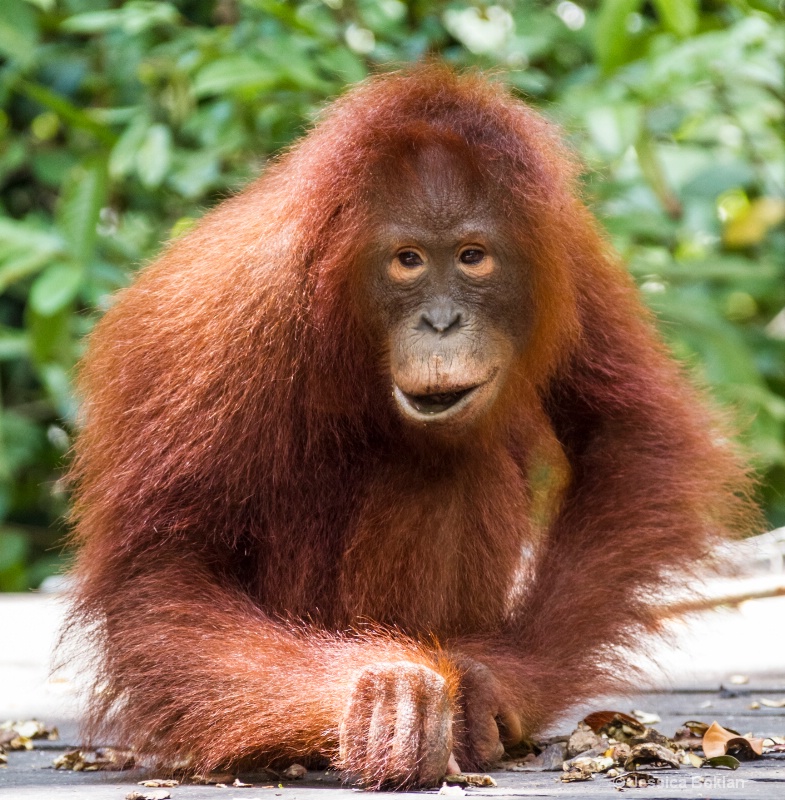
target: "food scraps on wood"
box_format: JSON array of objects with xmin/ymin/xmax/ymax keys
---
[
  {"xmin": 564, "ymin": 754, "xmax": 614, "ymax": 774},
  {"xmin": 508, "ymin": 708, "xmax": 781, "ymax": 787},
  {"xmin": 213, "ymin": 777, "xmax": 254, "ymax": 788},
  {"xmin": 53, "ymin": 747, "xmax": 135, "ymax": 771},
  {"xmin": 125, "ymin": 791, "xmax": 170, "ymax": 800},
  {"xmin": 188, "ymin": 773, "xmax": 235, "ymax": 785},
  {"xmin": 566, "ymin": 721, "xmax": 604, "ymax": 757},
  {"xmin": 499, "ymin": 743, "xmax": 562, "ymax": 771},
  {"xmin": 631, "ymin": 709, "xmax": 661, "ymax": 725},
  {"xmin": 443, "ymin": 773, "xmax": 497, "ymax": 787},
  {"xmin": 438, "ymin": 784, "xmax": 466, "ymax": 796},
  {"xmin": 138, "ymin": 779, "xmax": 179, "ymax": 788},
  {"xmin": 282, "ymin": 762, "xmax": 307, "ymax": 779},
  {"xmin": 560, "ymin": 761, "xmax": 594, "ymax": 782},
  {"xmin": 703, "ymin": 755, "xmax": 742, "ymax": 769},
  {"xmin": 702, "ymin": 721, "xmax": 763, "ymax": 761},
  {"xmin": 0, "ymin": 719, "xmax": 58, "ymax": 751}
]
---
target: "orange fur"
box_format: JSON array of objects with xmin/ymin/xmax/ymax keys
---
[{"xmin": 64, "ymin": 66, "xmax": 759, "ymax": 786}]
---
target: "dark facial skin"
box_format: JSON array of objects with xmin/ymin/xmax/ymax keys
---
[{"xmin": 365, "ymin": 147, "xmax": 532, "ymax": 432}]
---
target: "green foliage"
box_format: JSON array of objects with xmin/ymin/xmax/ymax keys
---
[{"xmin": 0, "ymin": 0, "xmax": 783, "ymax": 589}]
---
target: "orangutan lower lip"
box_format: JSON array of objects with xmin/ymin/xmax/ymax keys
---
[
  {"xmin": 392, "ymin": 371, "xmax": 499, "ymax": 425},
  {"xmin": 402, "ymin": 386, "xmax": 477, "ymax": 415}
]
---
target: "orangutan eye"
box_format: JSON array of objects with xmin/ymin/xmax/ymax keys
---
[
  {"xmin": 459, "ymin": 248, "xmax": 485, "ymax": 265},
  {"xmin": 398, "ymin": 251, "xmax": 423, "ymax": 268}
]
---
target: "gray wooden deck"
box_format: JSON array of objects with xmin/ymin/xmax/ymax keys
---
[{"xmin": 1, "ymin": 589, "xmax": 784, "ymax": 799}]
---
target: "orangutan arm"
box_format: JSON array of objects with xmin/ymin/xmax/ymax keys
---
[{"xmin": 73, "ymin": 546, "xmax": 459, "ymax": 787}]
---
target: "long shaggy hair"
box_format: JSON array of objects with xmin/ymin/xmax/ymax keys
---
[{"xmin": 63, "ymin": 65, "xmax": 759, "ymax": 782}]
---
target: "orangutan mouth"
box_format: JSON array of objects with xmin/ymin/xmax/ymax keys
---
[{"xmin": 402, "ymin": 386, "xmax": 478, "ymax": 415}]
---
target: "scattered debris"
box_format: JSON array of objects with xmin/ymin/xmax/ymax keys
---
[
  {"xmin": 561, "ymin": 760, "xmax": 594, "ymax": 782},
  {"xmin": 125, "ymin": 791, "xmax": 170, "ymax": 800},
  {"xmin": 0, "ymin": 719, "xmax": 59, "ymax": 751},
  {"xmin": 763, "ymin": 736, "xmax": 785, "ymax": 754},
  {"xmin": 53, "ymin": 747, "xmax": 135, "ymax": 771},
  {"xmin": 583, "ymin": 710, "xmax": 644, "ymax": 736},
  {"xmin": 729, "ymin": 674, "xmax": 749, "ymax": 685},
  {"xmin": 673, "ymin": 720, "xmax": 709, "ymax": 750},
  {"xmin": 525, "ymin": 742, "xmax": 566, "ymax": 771},
  {"xmin": 565, "ymin": 754, "xmax": 614, "ymax": 774},
  {"xmin": 582, "ymin": 710, "xmax": 673, "ymax": 749},
  {"xmin": 5, "ymin": 699, "xmax": 779, "ymax": 795},
  {"xmin": 138, "ymin": 779, "xmax": 179, "ymax": 788},
  {"xmin": 608, "ymin": 742, "xmax": 631, "ymax": 765},
  {"xmin": 542, "ymin": 707, "xmax": 781, "ymax": 787},
  {"xmin": 624, "ymin": 742, "xmax": 680, "ymax": 770},
  {"xmin": 282, "ymin": 763, "xmax": 307, "ymax": 780},
  {"xmin": 189, "ymin": 773, "xmax": 234, "ymax": 785},
  {"xmin": 214, "ymin": 778, "xmax": 254, "ymax": 788},
  {"xmin": 631, "ymin": 709, "xmax": 661, "ymax": 725},
  {"xmin": 702, "ymin": 721, "xmax": 763, "ymax": 761},
  {"xmin": 443, "ymin": 773, "xmax": 496, "ymax": 787},
  {"xmin": 566, "ymin": 721, "xmax": 604, "ymax": 757},
  {"xmin": 703, "ymin": 755, "xmax": 741, "ymax": 770}
]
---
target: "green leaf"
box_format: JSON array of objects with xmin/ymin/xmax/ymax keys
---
[
  {"xmin": 0, "ymin": 528, "xmax": 28, "ymax": 572},
  {"xmin": 109, "ymin": 113, "xmax": 150, "ymax": 179},
  {"xmin": 168, "ymin": 152, "xmax": 220, "ymax": 198},
  {"xmin": 317, "ymin": 47, "xmax": 368, "ymax": 84},
  {"xmin": 120, "ymin": 1, "xmax": 179, "ymax": 34},
  {"xmin": 0, "ymin": 329, "xmax": 28, "ymax": 361},
  {"xmin": 0, "ymin": 249, "xmax": 58, "ymax": 292},
  {"xmin": 594, "ymin": 0, "xmax": 643, "ymax": 73},
  {"xmin": 652, "ymin": 0, "xmax": 698, "ymax": 37},
  {"xmin": 0, "ymin": 220, "xmax": 63, "ymax": 292},
  {"xmin": 0, "ymin": 411, "xmax": 44, "ymax": 476},
  {"xmin": 60, "ymin": 10, "xmax": 120, "ymax": 33},
  {"xmin": 192, "ymin": 57, "xmax": 278, "ymax": 97},
  {"xmin": 0, "ymin": 526, "xmax": 30, "ymax": 590},
  {"xmin": 17, "ymin": 81, "xmax": 116, "ymax": 146},
  {"xmin": 29, "ymin": 262, "xmax": 84, "ymax": 317},
  {"xmin": 0, "ymin": 218, "xmax": 62, "ymax": 252},
  {"xmin": 0, "ymin": 0, "xmax": 38, "ymax": 67},
  {"xmin": 703, "ymin": 755, "xmax": 741, "ymax": 770},
  {"xmin": 585, "ymin": 104, "xmax": 641, "ymax": 157},
  {"xmin": 27, "ymin": 307, "xmax": 71, "ymax": 366},
  {"xmin": 38, "ymin": 362, "xmax": 77, "ymax": 420},
  {"xmin": 135, "ymin": 124, "xmax": 172, "ymax": 188},
  {"xmin": 56, "ymin": 158, "xmax": 108, "ymax": 266},
  {"xmin": 62, "ymin": 2, "xmax": 178, "ymax": 34}
]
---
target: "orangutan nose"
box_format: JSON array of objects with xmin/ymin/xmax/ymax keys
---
[{"xmin": 420, "ymin": 300, "xmax": 462, "ymax": 334}]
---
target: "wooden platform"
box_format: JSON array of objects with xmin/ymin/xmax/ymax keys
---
[{"xmin": 1, "ymin": 592, "xmax": 783, "ymax": 799}]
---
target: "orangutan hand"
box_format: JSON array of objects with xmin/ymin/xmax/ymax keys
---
[
  {"xmin": 452, "ymin": 657, "xmax": 523, "ymax": 770},
  {"xmin": 338, "ymin": 662, "xmax": 453, "ymax": 788}
]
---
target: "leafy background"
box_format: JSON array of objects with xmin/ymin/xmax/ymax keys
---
[{"xmin": 0, "ymin": 0, "xmax": 783, "ymax": 590}]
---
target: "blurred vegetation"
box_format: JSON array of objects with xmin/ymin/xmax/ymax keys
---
[{"xmin": 0, "ymin": 0, "xmax": 783, "ymax": 590}]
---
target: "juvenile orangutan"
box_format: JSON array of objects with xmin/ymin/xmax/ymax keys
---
[{"xmin": 66, "ymin": 67, "xmax": 757, "ymax": 788}]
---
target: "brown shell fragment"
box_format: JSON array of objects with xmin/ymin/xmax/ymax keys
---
[
  {"xmin": 702, "ymin": 721, "xmax": 763, "ymax": 760},
  {"xmin": 624, "ymin": 742, "xmax": 681, "ymax": 771}
]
